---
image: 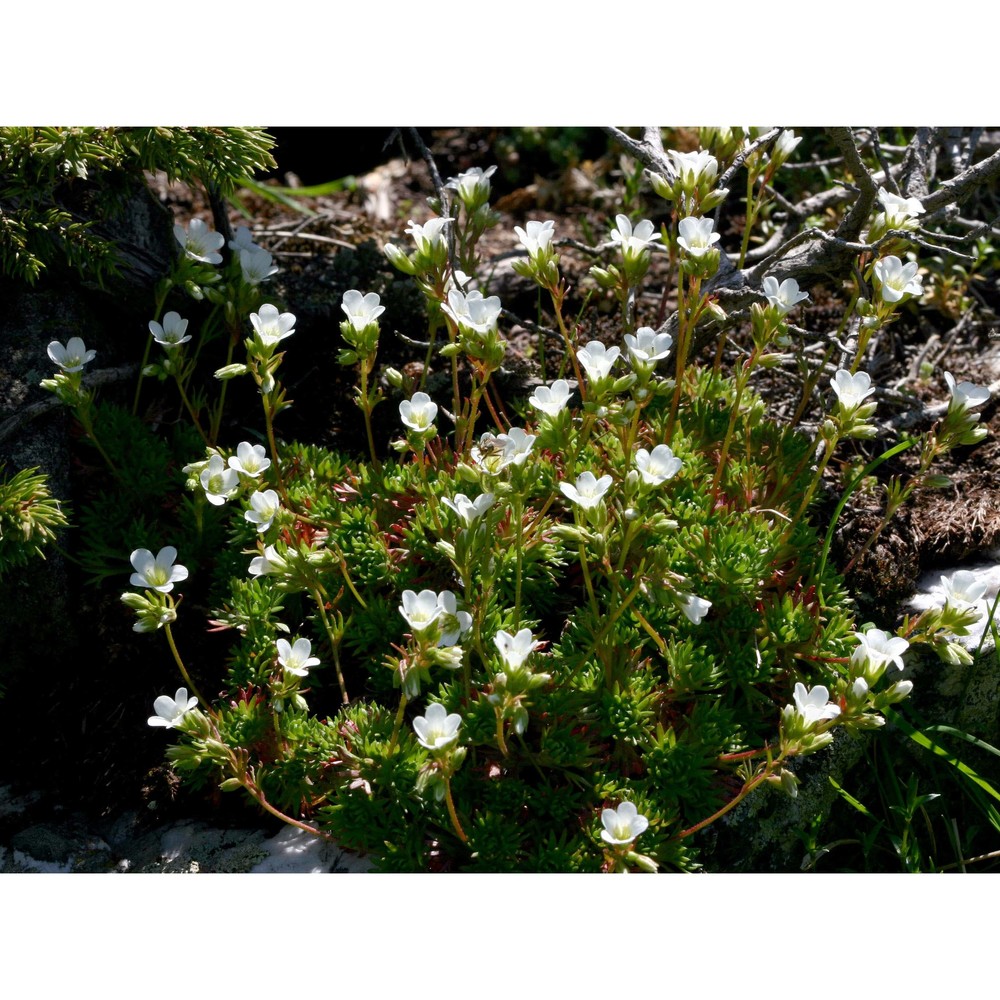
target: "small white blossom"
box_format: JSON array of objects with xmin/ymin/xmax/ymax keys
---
[
  {"xmin": 559, "ymin": 471, "xmax": 613, "ymax": 510},
  {"xmin": 625, "ymin": 327, "xmax": 673, "ymax": 367},
  {"xmin": 600, "ymin": 801, "xmax": 649, "ymax": 846},
  {"xmin": 772, "ymin": 130, "xmax": 802, "ymax": 161},
  {"xmin": 130, "ymin": 546, "xmax": 189, "ymax": 593},
  {"xmin": 341, "ymin": 289, "xmax": 385, "ymax": 331},
  {"xmin": 149, "ymin": 312, "xmax": 191, "ymax": 348},
  {"xmin": 831, "ymin": 370, "xmax": 876, "ymax": 411},
  {"xmin": 633, "ymin": 445, "xmax": 682, "ymax": 486},
  {"xmin": 610, "ymin": 214, "xmax": 662, "ymax": 255},
  {"xmin": 228, "ymin": 442, "xmax": 271, "ymax": 478},
  {"xmin": 174, "ymin": 218, "xmax": 224, "ymax": 265},
  {"xmin": 494, "ymin": 628, "xmax": 541, "ymax": 672},
  {"xmin": 790, "ymin": 682, "xmax": 841, "ymax": 726},
  {"xmin": 940, "ymin": 570, "xmax": 988, "ymax": 610},
  {"xmin": 679, "ymin": 593, "xmax": 712, "ymax": 624},
  {"xmin": 413, "ymin": 702, "xmax": 462, "ymax": 751},
  {"xmin": 399, "ymin": 589, "xmax": 443, "ymax": 633},
  {"xmin": 250, "ymin": 304, "xmax": 296, "ymax": 348},
  {"xmin": 944, "ymin": 371, "xmax": 990, "ymax": 412},
  {"xmin": 852, "ymin": 629, "xmax": 910, "ymax": 672},
  {"xmin": 576, "ymin": 340, "xmax": 621, "ymax": 383},
  {"xmin": 874, "ymin": 255, "xmax": 923, "ymax": 304},
  {"xmin": 405, "ymin": 217, "xmax": 452, "ymax": 255},
  {"xmin": 529, "ymin": 379, "xmax": 572, "ymax": 418},
  {"xmin": 762, "ymin": 276, "xmax": 809, "ymax": 316},
  {"xmin": 666, "ymin": 148, "xmax": 719, "ymax": 188},
  {"xmin": 239, "ymin": 246, "xmax": 278, "ymax": 285},
  {"xmin": 148, "ymin": 687, "xmax": 198, "ymax": 728},
  {"xmin": 878, "ymin": 187, "xmax": 924, "ymax": 224},
  {"xmin": 200, "ymin": 454, "xmax": 240, "ymax": 506},
  {"xmin": 47, "ymin": 337, "xmax": 96, "ymax": 372},
  {"xmin": 442, "ymin": 493, "xmax": 494, "ymax": 527},
  {"xmin": 515, "ymin": 220, "xmax": 555, "ymax": 258},
  {"xmin": 446, "ymin": 165, "xmax": 496, "ymax": 206},
  {"xmin": 497, "ymin": 427, "xmax": 535, "ymax": 467},
  {"xmin": 229, "ymin": 227, "xmax": 259, "ymax": 253},
  {"xmin": 276, "ymin": 637, "xmax": 319, "ymax": 677},
  {"xmin": 399, "ymin": 391, "xmax": 438, "ymax": 432},
  {"xmin": 436, "ymin": 590, "xmax": 472, "ymax": 646},
  {"xmin": 245, "ymin": 489, "xmax": 281, "ymax": 533},
  {"xmin": 677, "ymin": 216, "xmax": 721, "ymax": 257},
  {"xmin": 249, "ymin": 544, "xmax": 286, "ymax": 577},
  {"xmin": 443, "ymin": 289, "xmax": 502, "ymax": 337}
]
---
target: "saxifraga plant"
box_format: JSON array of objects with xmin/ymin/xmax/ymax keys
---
[{"xmin": 37, "ymin": 127, "xmax": 999, "ymax": 871}]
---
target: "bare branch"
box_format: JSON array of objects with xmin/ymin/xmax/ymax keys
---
[
  {"xmin": 602, "ymin": 126, "xmax": 670, "ymax": 175},
  {"xmin": 921, "ymin": 142, "xmax": 1000, "ymax": 215},
  {"xmin": 827, "ymin": 127, "xmax": 879, "ymax": 240}
]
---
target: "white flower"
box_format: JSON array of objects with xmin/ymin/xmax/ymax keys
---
[
  {"xmin": 560, "ymin": 471, "xmax": 613, "ymax": 510},
  {"xmin": 442, "ymin": 493, "xmax": 494, "ymax": 527},
  {"xmin": 515, "ymin": 220, "xmax": 555, "ymax": 258},
  {"xmin": 399, "ymin": 391, "xmax": 438, "ymax": 432},
  {"xmin": 130, "ymin": 546, "xmax": 188, "ymax": 593},
  {"xmin": 174, "ymin": 218, "xmax": 224, "ymax": 265},
  {"xmin": 851, "ymin": 628, "xmax": 910, "ymax": 672},
  {"xmin": 790, "ymin": 682, "xmax": 841, "ymax": 726},
  {"xmin": 497, "ymin": 427, "xmax": 535, "ymax": 467},
  {"xmin": 679, "ymin": 593, "xmax": 711, "ymax": 624},
  {"xmin": 239, "ymin": 246, "xmax": 278, "ymax": 285},
  {"xmin": 940, "ymin": 570, "xmax": 988, "ymax": 610},
  {"xmin": 529, "ymin": 379, "xmax": 572, "ymax": 418},
  {"xmin": 600, "ymin": 801, "xmax": 649, "ymax": 845},
  {"xmin": 634, "ymin": 445, "xmax": 682, "ymax": 486},
  {"xmin": 610, "ymin": 214, "xmax": 662, "ymax": 255},
  {"xmin": 494, "ymin": 628, "xmax": 541, "ymax": 672},
  {"xmin": 229, "ymin": 226, "xmax": 259, "ymax": 253},
  {"xmin": 148, "ymin": 687, "xmax": 198, "ymax": 728},
  {"xmin": 666, "ymin": 148, "xmax": 719, "ymax": 188},
  {"xmin": 47, "ymin": 336, "xmax": 96, "ymax": 372},
  {"xmin": 250, "ymin": 304, "xmax": 296, "ymax": 348},
  {"xmin": 249, "ymin": 544, "xmax": 286, "ymax": 577},
  {"xmin": 944, "ymin": 371, "xmax": 990, "ymax": 412},
  {"xmin": 148, "ymin": 311, "xmax": 191, "ymax": 348},
  {"xmin": 576, "ymin": 340, "xmax": 621, "ymax": 383},
  {"xmin": 228, "ymin": 442, "xmax": 271, "ymax": 478},
  {"xmin": 399, "ymin": 589, "xmax": 443, "ymax": 633},
  {"xmin": 873, "ymin": 255, "xmax": 923, "ymax": 303},
  {"xmin": 412, "ymin": 702, "xmax": 462, "ymax": 751},
  {"xmin": 436, "ymin": 590, "xmax": 472, "ymax": 646},
  {"xmin": 878, "ymin": 187, "xmax": 924, "ymax": 224},
  {"xmin": 245, "ymin": 489, "xmax": 281, "ymax": 533},
  {"xmin": 624, "ymin": 327, "xmax": 673, "ymax": 366},
  {"xmin": 762, "ymin": 276, "xmax": 809, "ymax": 316},
  {"xmin": 276, "ymin": 637, "xmax": 319, "ymax": 677},
  {"xmin": 772, "ymin": 130, "xmax": 802, "ymax": 161},
  {"xmin": 831, "ymin": 370, "xmax": 876, "ymax": 411},
  {"xmin": 473, "ymin": 428, "xmax": 536, "ymax": 474},
  {"xmin": 443, "ymin": 289, "xmax": 502, "ymax": 337},
  {"xmin": 200, "ymin": 454, "xmax": 240, "ymax": 506},
  {"xmin": 341, "ymin": 289, "xmax": 385, "ymax": 332},
  {"xmin": 677, "ymin": 216, "xmax": 721, "ymax": 257},
  {"xmin": 446, "ymin": 165, "xmax": 496, "ymax": 206},
  {"xmin": 405, "ymin": 217, "xmax": 452, "ymax": 255}
]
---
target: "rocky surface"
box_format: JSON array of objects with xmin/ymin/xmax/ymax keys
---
[{"xmin": 0, "ymin": 784, "xmax": 371, "ymax": 874}]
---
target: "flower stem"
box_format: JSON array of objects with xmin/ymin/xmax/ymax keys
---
[
  {"xmin": 164, "ymin": 623, "xmax": 206, "ymax": 707},
  {"xmin": 443, "ymin": 776, "xmax": 468, "ymax": 844},
  {"xmin": 388, "ymin": 693, "xmax": 408, "ymax": 755},
  {"xmin": 311, "ymin": 587, "xmax": 349, "ymax": 705}
]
